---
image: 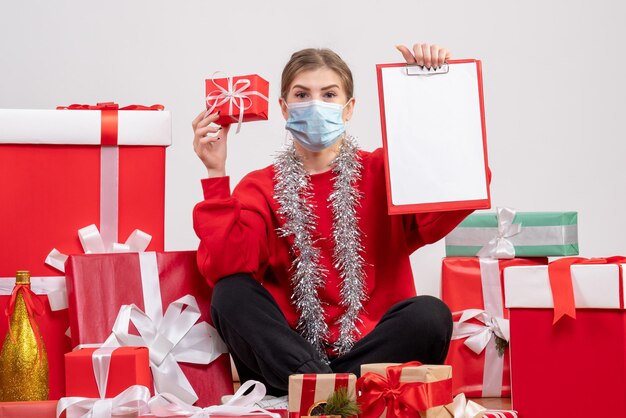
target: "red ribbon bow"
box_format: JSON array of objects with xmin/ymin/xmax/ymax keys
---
[
  {"xmin": 549, "ymin": 256, "xmax": 626, "ymax": 324},
  {"xmin": 356, "ymin": 361, "xmax": 452, "ymax": 418},
  {"xmin": 5, "ymin": 284, "xmax": 46, "ymax": 363},
  {"xmin": 56, "ymin": 102, "xmax": 164, "ymax": 145}
]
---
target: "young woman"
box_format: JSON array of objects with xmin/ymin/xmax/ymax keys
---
[{"xmin": 192, "ymin": 43, "xmax": 478, "ymax": 395}]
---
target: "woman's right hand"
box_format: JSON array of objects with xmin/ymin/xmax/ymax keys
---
[{"xmin": 192, "ymin": 110, "xmax": 230, "ymax": 177}]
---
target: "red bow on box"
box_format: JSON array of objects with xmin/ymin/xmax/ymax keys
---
[
  {"xmin": 5, "ymin": 284, "xmax": 45, "ymax": 363},
  {"xmin": 549, "ymin": 256, "xmax": 626, "ymax": 324},
  {"xmin": 56, "ymin": 102, "xmax": 164, "ymax": 145},
  {"xmin": 357, "ymin": 361, "xmax": 452, "ymax": 418}
]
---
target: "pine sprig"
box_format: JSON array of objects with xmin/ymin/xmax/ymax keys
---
[
  {"xmin": 321, "ymin": 387, "xmax": 360, "ymax": 417},
  {"xmin": 495, "ymin": 336, "xmax": 508, "ymax": 357}
]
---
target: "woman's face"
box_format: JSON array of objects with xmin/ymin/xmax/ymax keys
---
[{"xmin": 280, "ymin": 67, "xmax": 355, "ymax": 122}]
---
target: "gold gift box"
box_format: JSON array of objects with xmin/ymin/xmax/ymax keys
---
[{"xmin": 360, "ymin": 363, "xmax": 453, "ymax": 418}]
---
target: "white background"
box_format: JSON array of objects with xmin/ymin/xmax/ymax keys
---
[{"xmin": 1, "ymin": 0, "xmax": 624, "ymax": 297}]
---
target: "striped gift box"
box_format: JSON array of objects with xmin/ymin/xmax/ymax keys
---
[
  {"xmin": 288, "ymin": 373, "xmax": 356, "ymax": 418},
  {"xmin": 445, "ymin": 210, "xmax": 578, "ymax": 257}
]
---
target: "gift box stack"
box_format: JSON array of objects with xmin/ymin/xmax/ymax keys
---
[
  {"xmin": 441, "ymin": 207, "xmax": 626, "ymax": 417},
  {"xmin": 0, "ymin": 90, "xmax": 270, "ymax": 417}
]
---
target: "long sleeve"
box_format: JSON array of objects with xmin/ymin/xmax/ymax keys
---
[
  {"xmin": 403, "ymin": 209, "xmax": 474, "ymax": 254},
  {"xmin": 193, "ymin": 174, "xmax": 271, "ymax": 286}
]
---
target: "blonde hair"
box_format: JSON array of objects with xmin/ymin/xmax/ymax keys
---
[{"xmin": 281, "ymin": 48, "xmax": 354, "ymax": 100}]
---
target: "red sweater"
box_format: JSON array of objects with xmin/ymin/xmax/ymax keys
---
[{"xmin": 193, "ymin": 148, "xmax": 473, "ymax": 352}]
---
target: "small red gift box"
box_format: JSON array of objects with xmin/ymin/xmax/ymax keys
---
[
  {"xmin": 64, "ymin": 250, "xmax": 233, "ymax": 407},
  {"xmin": 441, "ymin": 257, "xmax": 547, "ymax": 397},
  {"xmin": 288, "ymin": 373, "xmax": 356, "ymax": 418},
  {"xmin": 358, "ymin": 362, "xmax": 452, "ymax": 418},
  {"xmin": 205, "ymin": 74, "xmax": 269, "ymax": 128},
  {"xmin": 0, "ymin": 400, "xmax": 57, "ymax": 418},
  {"xmin": 504, "ymin": 257, "xmax": 626, "ymax": 418},
  {"xmin": 65, "ymin": 347, "xmax": 152, "ymax": 398}
]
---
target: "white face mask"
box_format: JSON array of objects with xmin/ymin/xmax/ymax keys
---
[{"xmin": 285, "ymin": 100, "xmax": 348, "ymax": 151}]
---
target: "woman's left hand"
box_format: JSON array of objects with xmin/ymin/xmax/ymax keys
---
[{"xmin": 396, "ymin": 43, "xmax": 451, "ymax": 68}]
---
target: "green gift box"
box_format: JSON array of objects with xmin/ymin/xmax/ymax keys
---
[{"xmin": 445, "ymin": 208, "xmax": 579, "ymax": 257}]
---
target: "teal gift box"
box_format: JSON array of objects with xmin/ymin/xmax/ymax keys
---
[{"xmin": 445, "ymin": 208, "xmax": 579, "ymax": 257}]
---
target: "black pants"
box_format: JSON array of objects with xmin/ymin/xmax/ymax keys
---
[{"xmin": 211, "ymin": 273, "xmax": 453, "ymax": 396}]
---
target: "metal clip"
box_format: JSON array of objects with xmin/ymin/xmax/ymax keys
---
[{"xmin": 406, "ymin": 63, "xmax": 449, "ymax": 76}]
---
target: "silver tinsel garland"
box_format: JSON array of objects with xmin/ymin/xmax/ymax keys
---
[{"xmin": 273, "ymin": 134, "xmax": 366, "ymax": 359}]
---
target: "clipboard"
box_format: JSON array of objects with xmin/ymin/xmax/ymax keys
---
[{"xmin": 376, "ymin": 59, "xmax": 491, "ymax": 214}]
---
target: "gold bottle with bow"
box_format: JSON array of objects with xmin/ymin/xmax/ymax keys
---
[{"xmin": 0, "ymin": 270, "xmax": 49, "ymax": 401}]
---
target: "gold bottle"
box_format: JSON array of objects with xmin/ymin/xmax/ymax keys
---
[{"xmin": 0, "ymin": 270, "xmax": 49, "ymax": 401}]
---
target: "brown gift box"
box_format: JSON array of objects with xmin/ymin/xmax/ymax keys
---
[
  {"xmin": 359, "ymin": 363, "xmax": 453, "ymax": 418},
  {"xmin": 288, "ymin": 373, "xmax": 356, "ymax": 418}
]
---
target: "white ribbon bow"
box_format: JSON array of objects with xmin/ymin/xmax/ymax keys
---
[
  {"xmin": 452, "ymin": 309, "xmax": 510, "ymax": 355},
  {"xmin": 476, "ymin": 207, "xmax": 522, "ymax": 259},
  {"xmin": 148, "ymin": 380, "xmax": 281, "ymax": 418},
  {"xmin": 56, "ymin": 384, "xmax": 151, "ymax": 418},
  {"xmin": 205, "ymin": 72, "xmax": 269, "ymax": 134},
  {"xmin": 43, "ymin": 224, "xmax": 152, "ymax": 338},
  {"xmin": 102, "ymin": 294, "xmax": 228, "ymax": 405},
  {"xmin": 447, "ymin": 393, "xmax": 487, "ymax": 418},
  {"xmin": 46, "ymin": 224, "xmax": 152, "ymax": 273}
]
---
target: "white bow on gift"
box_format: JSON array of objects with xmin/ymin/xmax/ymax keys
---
[
  {"xmin": 447, "ymin": 393, "xmax": 487, "ymax": 418},
  {"xmin": 43, "ymin": 224, "xmax": 152, "ymax": 337},
  {"xmin": 45, "ymin": 224, "xmax": 152, "ymax": 273},
  {"xmin": 101, "ymin": 294, "xmax": 228, "ymax": 405},
  {"xmin": 56, "ymin": 384, "xmax": 151, "ymax": 418},
  {"xmin": 57, "ymin": 346, "xmax": 152, "ymax": 418},
  {"xmin": 451, "ymin": 309, "xmax": 510, "ymax": 355},
  {"xmin": 446, "ymin": 393, "xmax": 519, "ymax": 418},
  {"xmin": 476, "ymin": 207, "xmax": 522, "ymax": 259},
  {"xmin": 148, "ymin": 380, "xmax": 281, "ymax": 418},
  {"xmin": 205, "ymin": 72, "xmax": 269, "ymax": 134}
]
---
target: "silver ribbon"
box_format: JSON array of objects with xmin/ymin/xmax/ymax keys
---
[
  {"xmin": 476, "ymin": 207, "xmax": 521, "ymax": 259},
  {"xmin": 205, "ymin": 72, "xmax": 269, "ymax": 134},
  {"xmin": 148, "ymin": 380, "xmax": 281, "ymax": 418}
]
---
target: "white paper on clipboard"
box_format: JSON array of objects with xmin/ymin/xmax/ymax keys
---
[{"xmin": 379, "ymin": 61, "xmax": 489, "ymax": 211}]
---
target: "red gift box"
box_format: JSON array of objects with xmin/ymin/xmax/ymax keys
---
[
  {"xmin": 0, "ymin": 104, "xmax": 169, "ymax": 399},
  {"xmin": 0, "ymin": 400, "xmax": 57, "ymax": 418},
  {"xmin": 64, "ymin": 250, "xmax": 233, "ymax": 407},
  {"xmin": 441, "ymin": 257, "xmax": 547, "ymax": 397},
  {"xmin": 0, "ymin": 277, "xmax": 70, "ymax": 400},
  {"xmin": 0, "ymin": 104, "xmax": 170, "ymax": 278},
  {"xmin": 65, "ymin": 347, "xmax": 152, "ymax": 398},
  {"xmin": 504, "ymin": 257, "xmax": 626, "ymax": 418},
  {"xmin": 205, "ymin": 74, "xmax": 269, "ymax": 128}
]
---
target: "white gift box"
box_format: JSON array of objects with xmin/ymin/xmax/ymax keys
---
[
  {"xmin": 0, "ymin": 107, "xmax": 171, "ymax": 145},
  {"xmin": 504, "ymin": 263, "xmax": 625, "ymax": 309}
]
